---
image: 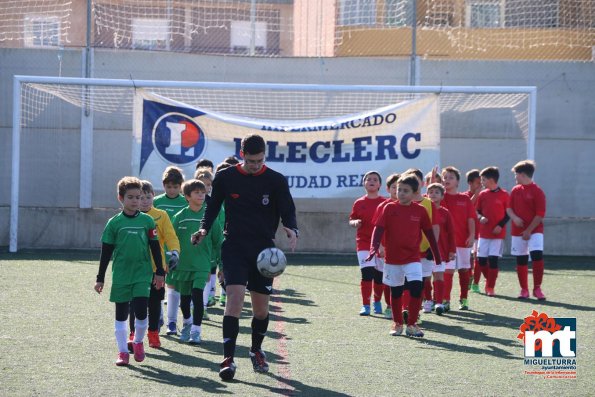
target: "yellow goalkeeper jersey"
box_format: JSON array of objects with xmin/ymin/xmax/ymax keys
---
[{"xmin": 146, "ymin": 207, "xmax": 180, "ymax": 272}]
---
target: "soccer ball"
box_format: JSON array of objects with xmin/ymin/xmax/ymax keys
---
[{"xmin": 256, "ymin": 247, "xmax": 287, "ymax": 278}]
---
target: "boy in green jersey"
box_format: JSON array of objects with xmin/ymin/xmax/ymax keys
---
[
  {"xmin": 153, "ymin": 166, "xmax": 186, "ymax": 335},
  {"xmin": 94, "ymin": 176, "xmax": 165, "ymax": 366},
  {"xmin": 172, "ymin": 180, "xmax": 223, "ymax": 344}
]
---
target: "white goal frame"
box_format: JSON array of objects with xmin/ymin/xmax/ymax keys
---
[{"xmin": 10, "ymin": 75, "xmax": 537, "ymax": 252}]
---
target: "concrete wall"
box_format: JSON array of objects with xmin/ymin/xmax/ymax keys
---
[{"xmin": 1, "ymin": 48, "xmax": 594, "ymax": 254}]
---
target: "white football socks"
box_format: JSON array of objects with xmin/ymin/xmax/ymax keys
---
[
  {"xmin": 209, "ymin": 274, "xmax": 216, "ymax": 298},
  {"xmin": 167, "ymin": 287, "xmax": 180, "ymax": 324},
  {"xmin": 133, "ymin": 317, "xmax": 148, "ymax": 343},
  {"xmin": 114, "ymin": 320, "xmax": 128, "ymax": 353}
]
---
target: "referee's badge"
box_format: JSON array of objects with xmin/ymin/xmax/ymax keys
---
[{"xmin": 262, "ymin": 195, "xmax": 270, "ymax": 205}]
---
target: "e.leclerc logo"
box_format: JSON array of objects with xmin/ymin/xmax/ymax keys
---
[
  {"xmin": 152, "ymin": 112, "xmax": 206, "ymax": 165},
  {"xmin": 518, "ymin": 310, "xmax": 577, "ymax": 379}
]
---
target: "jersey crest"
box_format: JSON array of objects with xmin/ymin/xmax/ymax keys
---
[{"xmin": 262, "ymin": 194, "xmax": 270, "ymax": 205}]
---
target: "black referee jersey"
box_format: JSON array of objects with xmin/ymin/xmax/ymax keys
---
[{"xmin": 200, "ymin": 164, "xmax": 298, "ymax": 242}]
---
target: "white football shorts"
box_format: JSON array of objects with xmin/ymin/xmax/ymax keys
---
[
  {"xmin": 383, "ymin": 262, "xmax": 422, "ymax": 287},
  {"xmin": 357, "ymin": 250, "xmax": 384, "ymax": 271},
  {"xmin": 511, "ymin": 233, "xmax": 544, "ymax": 256},
  {"xmin": 477, "ymin": 238, "xmax": 504, "ymax": 258}
]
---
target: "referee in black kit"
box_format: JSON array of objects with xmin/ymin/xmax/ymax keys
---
[{"xmin": 192, "ymin": 134, "xmax": 299, "ymax": 381}]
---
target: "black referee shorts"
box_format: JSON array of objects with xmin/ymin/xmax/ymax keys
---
[{"xmin": 221, "ymin": 237, "xmax": 274, "ymax": 295}]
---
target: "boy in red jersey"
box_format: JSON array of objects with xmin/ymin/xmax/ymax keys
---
[
  {"xmin": 370, "ymin": 173, "xmax": 401, "ymax": 319},
  {"xmin": 441, "ymin": 166, "xmax": 477, "ymax": 311},
  {"xmin": 427, "ymin": 183, "xmax": 456, "ymax": 315},
  {"xmin": 367, "ymin": 174, "xmax": 442, "ymax": 338},
  {"xmin": 403, "ymin": 168, "xmax": 439, "ymax": 315},
  {"xmin": 349, "ymin": 171, "xmax": 387, "ymax": 316},
  {"xmin": 475, "ymin": 167, "xmax": 510, "ymax": 296},
  {"xmin": 464, "ymin": 169, "xmax": 481, "ymax": 291},
  {"xmin": 507, "ymin": 160, "xmax": 547, "ymax": 300}
]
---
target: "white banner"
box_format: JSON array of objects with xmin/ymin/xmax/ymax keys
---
[{"xmin": 133, "ymin": 89, "xmax": 440, "ymax": 198}]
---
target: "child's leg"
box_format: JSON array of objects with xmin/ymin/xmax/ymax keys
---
[
  {"xmin": 407, "ymin": 280, "xmax": 423, "ymax": 326},
  {"xmin": 203, "ymin": 282, "xmax": 210, "ymax": 315},
  {"xmin": 209, "ymin": 267, "xmax": 217, "ymax": 300},
  {"xmin": 128, "ymin": 302, "xmax": 135, "ymax": 334},
  {"xmin": 458, "ymin": 269, "xmax": 470, "ymax": 300},
  {"xmin": 530, "ymin": 250, "xmax": 544, "ymax": 289},
  {"xmin": 372, "ymin": 268, "xmax": 384, "ymax": 303},
  {"xmin": 148, "ymin": 286, "xmax": 162, "ymax": 332},
  {"xmin": 423, "ymin": 276, "xmax": 433, "ymax": 301},
  {"xmin": 477, "ymin": 257, "xmax": 489, "ymax": 283},
  {"xmin": 433, "ymin": 272, "xmax": 444, "ymax": 304},
  {"xmin": 167, "ymin": 285, "xmax": 180, "ymax": 325},
  {"xmin": 487, "ymin": 256, "xmax": 499, "ymax": 290},
  {"xmin": 115, "ymin": 302, "xmax": 130, "ymax": 353},
  {"xmin": 516, "ymin": 255, "xmax": 530, "ymax": 290},
  {"xmin": 180, "ymin": 295, "xmax": 192, "ymax": 322},
  {"xmin": 360, "ymin": 266, "xmax": 374, "ymax": 306},
  {"xmin": 192, "ymin": 288, "xmax": 205, "ymax": 326},
  {"xmin": 132, "ymin": 297, "xmax": 149, "ymax": 343},
  {"xmin": 443, "ymin": 270, "xmax": 454, "ymax": 302},
  {"xmin": 390, "ymin": 286, "xmax": 404, "ymax": 324}
]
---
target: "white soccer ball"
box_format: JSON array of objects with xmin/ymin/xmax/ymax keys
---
[{"xmin": 256, "ymin": 247, "xmax": 287, "ymax": 278}]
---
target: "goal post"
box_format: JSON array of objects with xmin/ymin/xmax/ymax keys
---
[{"xmin": 9, "ymin": 75, "xmax": 536, "ymax": 252}]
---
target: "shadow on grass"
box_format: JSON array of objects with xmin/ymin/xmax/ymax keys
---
[
  {"xmin": 228, "ymin": 372, "xmax": 352, "ymax": 397},
  {"xmin": 484, "ymin": 294, "xmax": 595, "ymax": 312},
  {"xmin": 423, "ymin": 319, "xmax": 518, "ymax": 351},
  {"xmin": 445, "ymin": 310, "xmax": 526, "ymax": 329},
  {"xmin": 409, "ymin": 336, "xmax": 520, "ymax": 361}
]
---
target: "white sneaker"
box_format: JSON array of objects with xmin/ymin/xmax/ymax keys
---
[
  {"xmin": 422, "ymin": 300, "xmax": 434, "ymax": 313},
  {"xmin": 189, "ymin": 330, "xmax": 201, "ymax": 345}
]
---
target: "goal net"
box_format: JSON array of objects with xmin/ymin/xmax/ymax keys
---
[
  {"xmin": 1, "ymin": 0, "xmax": 593, "ymax": 60},
  {"xmin": 10, "ymin": 76, "xmax": 535, "ymax": 251}
]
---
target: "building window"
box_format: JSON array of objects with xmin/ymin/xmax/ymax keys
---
[
  {"xmin": 385, "ymin": 0, "xmax": 412, "ymax": 27},
  {"xmin": 230, "ymin": 21, "xmax": 268, "ymax": 54},
  {"xmin": 467, "ymin": 1, "xmax": 503, "ymax": 28},
  {"xmin": 24, "ymin": 15, "xmax": 60, "ymax": 47},
  {"xmin": 504, "ymin": 0, "xmax": 560, "ymax": 28},
  {"xmin": 340, "ymin": 0, "xmax": 377, "ymax": 26},
  {"xmin": 132, "ymin": 18, "xmax": 169, "ymax": 50}
]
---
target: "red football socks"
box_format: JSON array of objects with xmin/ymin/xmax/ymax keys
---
[
  {"xmin": 361, "ymin": 280, "xmax": 372, "ymax": 305},
  {"xmin": 532, "ymin": 259, "xmax": 544, "ymax": 288}
]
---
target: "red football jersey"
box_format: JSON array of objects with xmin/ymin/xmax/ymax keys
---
[
  {"xmin": 462, "ymin": 190, "xmax": 480, "ymax": 239},
  {"xmin": 508, "ymin": 182, "xmax": 546, "ymax": 236},
  {"xmin": 350, "ymin": 195, "xmax": 386, "ymax": 250},
  {"xmin": 442, "ymin": 192, "xmax": 477, "ymax": 247},
  {"xmin": 434, "ymin": 205, "xmax": 456, "ymax": 260},
  {"xmin": 375, "ymin": 201, "xmax": 432, "ymax": 265},
  {"xmin": 476, "ymin": 188, "xmax": 509, "ymax": 239}
]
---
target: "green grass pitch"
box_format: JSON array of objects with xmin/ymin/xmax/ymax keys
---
[{"xmin": 0, "ymin": 251, "xmax": 593, "ymax": 396}]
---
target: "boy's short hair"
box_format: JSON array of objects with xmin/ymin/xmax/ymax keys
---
[
  {"xmin": 196, "ymin": 158, "xmax": 214, "ymax": 170},
  {"xmin": 442, "ymin": 166, "xmax": 461, "ymax": 181},
  {"xmin": 427, "ymin": 182, "xmax": 445, "ymax": 196},
  {"xmin": 182, "ymin": 179, "xmax": 207, "ymax": 197},
  {"xmin": 425, "ymin": 171, "xmax": 442, "ymax": 185},
  {"xmin": 117, "ymin": 176, "xmax": 142, "ymax": 197},
  {"xmin": 512, "ymin": 160, "xmax": 536, "ymax": 178},
  {"xmin": 397, "ymin": 174, "xmax": 419, "ymax": 192},
  {"xmin": 140, "ymin": 180, "xmax": 154, "ymax": 195},
  {"xmin": 241, "ymin": 134, "xmax": 266, "ymax": 155},
  {"xmin": 363, "ymin": 170, "xmax": 382, "ymax": 185},
  {"xmin": 215, "ymin": 161, "xmax": 233, "ymax": 175},
  {"xmin": 194, "ymin": 167, "xmax": 213, "ymax": 181},
  {"xmin": 404, "ymin": 168, "xmax": 424, "ymax": 182},
  {"xmin": 162, "ymin": 166, "xmax": 185, "ymax": 185},
  {"xmin": 386, "ymin": 173, "xmax": 401, "ymax": 188},
  {"xmin": 480, "ymin": 166, "xmax": 500, "ymax": 182},
  {"xmin": 466, "ymin": 169, "xmax": 480, "ymax": 183},
  {"xmin": 224, "ymin": 155, "xmax": 240, "ymax": 165}
]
